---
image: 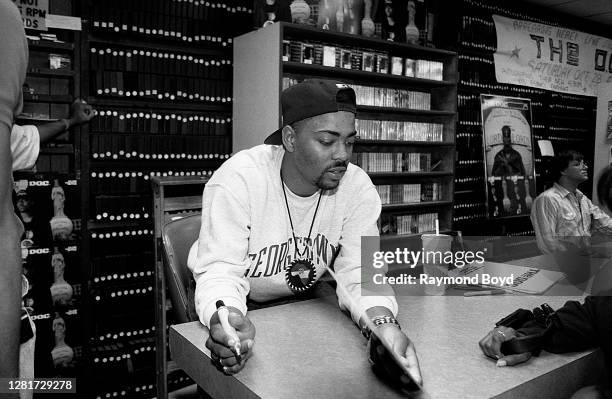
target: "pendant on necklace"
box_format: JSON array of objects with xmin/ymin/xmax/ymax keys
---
[{"xmin": 285, "ymin": 258, "xmax": 317, "ymax": 293}]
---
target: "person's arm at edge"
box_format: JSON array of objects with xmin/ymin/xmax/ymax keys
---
[
  {"xmin": 587, "ymin": 196, "xmax": 612, "ymax": 235},
  {"xmin": 0, "ymin": 126, "xmax": 22, "ymax": 380},
  {"xmin": 38, "ymin": 99, "xmax": 94, "ymax": 145},
  {"xmin": 0, "ymin": 0, "xmax": 27, "ymax": 381}
]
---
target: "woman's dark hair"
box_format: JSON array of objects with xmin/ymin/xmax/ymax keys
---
[
  {"xmin": 551, "ymin": 150, "xmax": 583, "ymax": 182},
  {"xmin": 597, "ymin": 166, "xmax": 612, "ymax": 210}
]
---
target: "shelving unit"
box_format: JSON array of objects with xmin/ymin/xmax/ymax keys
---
[
  {"xmin": 79, "ymin": 1, "xmax": 253, "ymax": 397},
  {"xmin": 233, "ymin": 22, "xmax": 458, "ymax": 238}
]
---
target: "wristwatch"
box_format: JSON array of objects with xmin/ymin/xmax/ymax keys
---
[{"xmin": 361, "ymin": 315, "xmax": 401, "ymax": 339}]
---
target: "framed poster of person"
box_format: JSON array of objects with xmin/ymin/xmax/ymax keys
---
[{"xmin": 480, "ymin": 95, "xmax": 536, "ymax": 219}]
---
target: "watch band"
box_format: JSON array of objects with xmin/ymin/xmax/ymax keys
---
[{"xmin": 361, "ymin": 315, "xmax": 401, "ymax": 339}]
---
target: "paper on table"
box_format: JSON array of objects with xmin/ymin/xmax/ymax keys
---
[{"xmin": 451, "ymin": 261, "xmax": 565, "ymax": 295}]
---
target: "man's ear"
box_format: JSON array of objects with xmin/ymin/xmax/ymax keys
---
[{"xmin": 281, "ymin": 125, "xmax": 296, "ymax": 152}]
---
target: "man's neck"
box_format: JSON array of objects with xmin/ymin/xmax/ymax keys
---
[
  {"xmin": 558, "ymin": 178, "xmax": 579, "ymax": 194},
  {"xmin": 280, "ymin": 154, "xmax": 318, "ymax": 197}
]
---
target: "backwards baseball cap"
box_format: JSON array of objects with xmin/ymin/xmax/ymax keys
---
[{"xmin": 264, "ymin": 79, "xmax": 357, "ymax": 145}]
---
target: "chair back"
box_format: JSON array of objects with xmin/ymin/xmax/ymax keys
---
[{"xmin": 162, "ymin": 214, "xmax": 201, "ymax": 324}]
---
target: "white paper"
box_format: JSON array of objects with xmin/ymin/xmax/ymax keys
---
[
  {"xmin": 537, "ymin": 140, "xmax": 554, "ymax": 157},
  {"xmin": 46, "ymin": 14, "xmax": 82, "ymax": 31}
]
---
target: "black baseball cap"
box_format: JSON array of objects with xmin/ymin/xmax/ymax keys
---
[{"xmin": 264, "ymin": 79, "xmax": 357, "ymax": 145}]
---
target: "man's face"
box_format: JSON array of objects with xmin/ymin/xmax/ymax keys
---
[
  {"xmin": 291, "ymin": 111, "xmax": 356, "ymax": 191},
  {"xmin": 563, "ymin": 159, "xmax": 588, "ymax": 183},
  {"xmin": 16, "ymin": 196, "xmax": 31, "ymax": 212}
]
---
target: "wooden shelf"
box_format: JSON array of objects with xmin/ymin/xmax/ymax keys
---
[
  {"xmin": 150, "ymin": 176, "xmax": 208, "ymax": 186},
  {"xmin": 282, "ymin": 23, "xmax": 457, "ymax": 60},
  {"xmin": 284, "ymin": 62, "xmax": 455, "ymax": 89},
  {"xmin": 86, "ymin": 97, "xmax": 231, "ymax": 112},
  {"xmin": 356, "ymin": 139, "xmax": 455, "ymax": 147},
  {"xmin": 27, "ymin": 68, "xmax": 75, "ymax": 77},
  {"xmin": 90, "ymin": 159, "xmax": 222, "ymax": 168},
  {"xmin": 357, "ymin": 105, "xmax": 456, "ymax": 117},
  {"xmin": 27, "ymin": 39, "xmax": 74, "ymax": 52},
  {"xmin": 15, "ymin": 115, "xmax": 59, "ymax": 123},
  {"xmin": 88, "ymin": 34, "xmax": 230, "ymax": 57},
  {"xmin": 88, "ymin": 219, "xmax": 152, "ymax": 230},
  {"xmin": 380, "ymin": 229, "xmax": 453, "ymax": 243},
  {"xmin": 368, "ymin": 171, "xmax": 453, "ymax": 178},
  {"xmin": 382, "ymin": 201, "xmax": 453, "ymax": 211},
  {"xmin": 40, "ymin": 144, "xmax": 74, "ymax": 155},
  {"xmin": 23, "ymin": 93, "xmax": 73, "ymax": 103}
]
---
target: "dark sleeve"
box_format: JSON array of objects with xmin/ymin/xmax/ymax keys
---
[{"xmin": 539, "ymin": 297, "xmax": 612, "ymax": 354}]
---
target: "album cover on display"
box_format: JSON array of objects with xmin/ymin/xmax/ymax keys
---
[
  {"xmin": 31, "ymin": 311, "xmax": 82, "ymax": 378},
  {"xmin": 22, "ymin": 244, "xmax": 81, "ymax": 315},
  {"xmin": 13, "ymin": 173, "xmax": 81, "ymax": 247}
]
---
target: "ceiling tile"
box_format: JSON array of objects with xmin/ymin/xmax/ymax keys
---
[
  {"xmin": 520, "ymin": 0, "xmax": 575, "ymax": 6},
  {"xmin": 551, "ymin": 0, "xmax": 612, "ymax": 17},
  {"xmin": 587, "ymin": 12, "xmax": 612, "ymax": 24}
]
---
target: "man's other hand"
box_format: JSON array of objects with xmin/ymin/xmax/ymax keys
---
[
  {"xmin": 69, "ymin": 99, "xmax": 95, "ymax": 127},
  {"xmin": 206, "ymin": 308, "xmax": 255, "ymax": 375},
  {"xmin": 479, "ymin": 326, "xmax": 532, "ymax": 366}
]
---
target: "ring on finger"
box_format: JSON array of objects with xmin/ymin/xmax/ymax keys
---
[{"xmin": 496, "ymin": 329, "xmax": 507, "ymax": 339}]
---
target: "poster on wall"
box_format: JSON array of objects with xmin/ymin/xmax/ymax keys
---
[
  {"xmin": 492, "ymin": 14, "xmax": 612, "ymax": 97},
  {"xmin": 481, "ymin": 95, "xmax": 536, "ymax": 219},
  {"xmin": 12, "ymin": 0, "xmax": 49, "ymax": 30}
]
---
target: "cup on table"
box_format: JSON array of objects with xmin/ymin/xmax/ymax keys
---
[{"xmin": 421, "ymin": 233, "xmax": 453, "ymax": 295}]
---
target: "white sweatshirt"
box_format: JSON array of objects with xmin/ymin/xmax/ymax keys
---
[
  {"xmin": 187, "ymin": 144, "xmax": 397, "ymax": 328},
  {"xmin": 11, "ymin": 125, "xmax": 39, "ymax": 171}
]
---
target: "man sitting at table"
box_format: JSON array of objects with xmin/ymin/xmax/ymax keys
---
[
  {"xmin": 531, "ymin": 150, "xmax": 612, "ymax": 254},
  {"xmin": 187, "ymin": 79, "xmax": 422, "ymax": 384},
  {"xmin": 480, "ymin": 166, "xmax": 612, "ymax": 399}
]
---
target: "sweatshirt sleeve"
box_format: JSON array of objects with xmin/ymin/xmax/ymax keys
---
[
  {"xmin": 333, "ymin": 171, "xmax": 398, "ymax": 325},
  {"xmin": 11, "ymin": 125, "xmax": 40, "ymax": 171},
  {"xmin": 539, "ymin": 297, "xmax": 611, "ymax": 355},
  {"xmin": 187, "ymin": 183, "xmax": 251, "ymax": 328}
]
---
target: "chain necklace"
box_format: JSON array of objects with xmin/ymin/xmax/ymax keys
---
[
  {"xmin": 280, "ymin": 170, "xmax": 323, "ymax": 259},
  {"xmin": 280, "ymin": 170, "xmax": 323, "ymax": 293}
]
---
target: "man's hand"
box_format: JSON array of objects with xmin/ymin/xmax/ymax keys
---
[
  {"xmin": 478, "ymin": 326, "xmax": 532, "ymax": 366},
  {"xmin": 206, "ymin": 308, "xmax": 255, "ymax": 375},
  {"xmin": 368, "ymin": 325, "xmax": 423, "ymax": 389},
  {"xmin": 69, "ymin": 99, "xmax": 94, "ymax": 127}
]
